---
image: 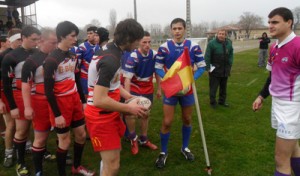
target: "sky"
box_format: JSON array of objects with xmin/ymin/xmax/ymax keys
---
[{"xmin": 34, "ymin": 0, "xmax": 300, "ymax": 29}]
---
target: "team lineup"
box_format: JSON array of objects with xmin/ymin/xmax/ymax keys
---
[{"xmin": 0, "ymin": 6, "xmax": 299, "ymax": 176}]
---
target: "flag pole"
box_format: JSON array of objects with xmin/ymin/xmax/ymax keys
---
[{"xmin": 192, "ymin": 82, "xmax": 212, "ymax": 175}]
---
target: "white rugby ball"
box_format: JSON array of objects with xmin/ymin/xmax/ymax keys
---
[{"xmin": 125, "ymin": 96, "xmax": 152, "ymax": 110}]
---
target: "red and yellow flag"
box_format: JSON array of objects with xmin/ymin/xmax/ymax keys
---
[{"xmin": 161, "ymin": 47, "xmax": 194, "ymax": 98}]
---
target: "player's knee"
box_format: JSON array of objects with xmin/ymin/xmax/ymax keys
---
[
  {"xmin": 74, "ymin": 129, "xmax": 86, "ymax": 142},
  {"xmin": 274, "ymin": 152, "xmax": 289, "ymax": 168},
  {"xmin": 109, "ymin": 160, "xmax": 120, "ymax": 174},
  {"xmin": 182, "ymin": 116, "xmax": 192, "ymax": 125},
  {"xmin": 33, "ymin": 138, "xmax": 47, "ymax": 148},
  {"xmin": 59, "ymin": 136, "xmax": 71, "ymax": 149}
]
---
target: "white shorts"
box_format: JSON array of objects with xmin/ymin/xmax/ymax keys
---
[{"xmin": 271, "ymin": 97, "xmax": 300, "ymax": 139}]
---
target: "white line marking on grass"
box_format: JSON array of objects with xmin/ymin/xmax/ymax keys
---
[{"xmin": 247, "ymin": 78, "xmax": 257, "ymax": 86}]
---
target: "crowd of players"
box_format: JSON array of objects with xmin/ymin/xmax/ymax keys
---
[{"xmin": 0, "ymin": 17, "xmax": 206, "ymax": 176}]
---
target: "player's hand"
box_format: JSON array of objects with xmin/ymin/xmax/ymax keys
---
[
  {"xmin": 156, "ymin": 89, "xmax": 162, "ymax": 99},
  {"xmin": 252, "ymin": 96, "xmax": 263, "ymax": 112},
  {"xmin": 55, "ymin": 115, "xmax": 66, "ymax": 128},
  {"xmin": 10, "ymin": 108, "xmax": 20, "ymax": 119},
  {"xmin": 127, "ymin": 101, "xmax": 148, "ymax": 118},
  {"xmin": 0, "ymin": 100, "xmax": 7, "ymax": 114},
  {"xmin": 82, "ymin": 103, "xmax": 86, "ymax": 110},
  {"xmin": 24, "ymin": 107, "xmax": 34, "ymax": 120}
]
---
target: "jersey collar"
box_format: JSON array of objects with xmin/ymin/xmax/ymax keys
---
[{"xmin": 276, "ymin": 32, "xmax": 296, "ymax": 48}]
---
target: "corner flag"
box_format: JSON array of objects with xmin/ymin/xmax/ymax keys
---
[{"xmin": 161, "ymin": 47, "xmax": 194, "ymax": 98}]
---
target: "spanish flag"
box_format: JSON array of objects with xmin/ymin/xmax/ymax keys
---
[{"xmin": 161, "ymin": 47, "xmax": 194, "ymax": 98}]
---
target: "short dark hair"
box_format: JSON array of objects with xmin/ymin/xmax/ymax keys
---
[
  {"xmin": 87, "ymin": 26, "xmax": 97, "ymax": 32},
  {"xmin": 144, "ymin": 31, "xmax": 150, "ymax": 37},
  {"xmin": 170, "ymin": 18, "xmax": 186, "ymax": 29},
  {"xmin": 56, "ymin": 21, "xmax": 79, "ymax": 42},
  {"xmin": 268, "ymin": 7, "xmax": 294, "ymax": 29},
  {"xmin": 114, "ymin": 19, "xmax": 144, "ymax": 46},
  {"xmin": 96, "ymin": 27, "xmax": 109, "ymax": 44},
  {"xmin": 7, "ymin": 28, "xmax": 21, "ymax": 38},
  {"xmin": 21, "ymin": 25, "xmax": 41, "ymax": 38}
]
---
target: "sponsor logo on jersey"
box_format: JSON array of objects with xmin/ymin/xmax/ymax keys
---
[{"xmin": 281, "ymin": 57, "xmax": 288, "ymax": 63}]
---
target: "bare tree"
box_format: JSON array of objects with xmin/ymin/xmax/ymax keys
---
[
  {"xmin": 191, "ymin": 22, "xmax": 209, "ymax": 37},
  {"xmin": 239, "ymin": 12, "xmax": 263, "ymax": 38},
  {"xmin": 77, "ymin": 20, "xmax": 100, "ymax": 42},
  {"xmin": 90, "ymin": 19, "xmax": 101, "ymax": 27},
  {"xmin": 109, "ymin": 9, "xmax": 117, "ymax": 38},
  {"xmin": 149, "ymin": 23, "xmax": 163, "ymax": 44},
  {"xmin": 209, "ymin": 20, "xmax": 222, "ymax": 30},
  {"xmin": 163, "ymin": 24, "xmax": 170, "ymax": 39},
  {"xmin": 293, "ymin": 6, "xmax": 300, "ymax": 31}
]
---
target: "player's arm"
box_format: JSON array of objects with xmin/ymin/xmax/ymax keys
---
[
  {"xmin": 1, "ymin": 54, "xmax": 18, "ymax": 111},
  {"xmin": 122, "ymin": 54, "xmax": 135, "ymax": 93},
  {"xmin": 43, "ymin": 58, "xmax": 61, "ymax": 117},
  {"xmin": 21, "ymin": 58, "xmax": 35, "ymax": 120},
  {"xmin": 155, "ymin": 47, "xmax": 167, "ymax": 78},
  {"xmin": 155, "ymin": 73, "xmax": 162, "ymax": 99},
  {"xmin": 74, "ymin": 58, "xmax": 86, "ymax": 104},
  {"xmin": 193, "ymin": 44, "xmax": 206, "ymax": 80},
  {"xmin": 252, "ymin": 71, "xmax": 271, "ymax": 111},
  {"xmin": 0, "ymin": 54, "xmax": 6, "ymax": 113},
  {"xmin": 94, "ymin": 84, "xmax": 146, "ymax": 117}
]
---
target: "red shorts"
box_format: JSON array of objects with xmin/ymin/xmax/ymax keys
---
[
  {"xmin": 32, "ymin": 95, "xmax": 51, "ymax": 131},
  {"xmin": 13, "ymin": 91, "xmax": 25, "ymax": 120},
  {"xmin": 85, "ymin": 116, "xmax": 125, "ymax": 152},
  {"xmin": 49, "ymin": 93, "xmax": 84, "ymax": 127},
  {"xmin": 1, "ymin": 91, "xmax": 10, "ymax": 112}
]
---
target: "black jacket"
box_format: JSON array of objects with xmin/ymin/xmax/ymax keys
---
[{"xmin": 259, "ymin": 37, "xmax": 270, "ymax": 49}]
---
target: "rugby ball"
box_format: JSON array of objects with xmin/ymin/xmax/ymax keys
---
[{"xmin": 125, "ymin": 96, "xmax": 152, "ymax": 110}]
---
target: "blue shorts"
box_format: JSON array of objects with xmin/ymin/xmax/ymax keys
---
[
  {"xmin": 163, "ymin": 93, "xmax": 194, "ymax": 107},
  {"xmin": 130, "ymin": 92, "xmax": 153, "ymax": 103},
  {"xmin": 81, "ymin": 78, "xmax": 88, "ymax": 95}
]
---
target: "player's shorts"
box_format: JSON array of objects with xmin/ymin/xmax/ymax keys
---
[
  {"xmin": 80, "ymin": 78, "xmax": 88, "ymax": 95},
  {"xmin": 32, "ymin": 95, "xmax": 51, "ymax": 132},
  {"xmin": 13, "ymin": 90, "xmax": 25, "ymax": 120},
  {"xmin": 49, "ymin": 93, "xmax": 84, "ymax": 131},
  {"xmin": 86, "ymin": 116, "xmax": 125, "ymax": 152},
  {"xmin": 163, "ymin": 93, "xmax": 194, "ymax": 107},
  {"xmin": 1, "ymin": 91, "xmax": 10, "ymax": 112},
  {"xmin": 130, "ymin": 92, "xmax": 153, "ymax": 103},
  {"xmin": 271, "ymin": 97, "xmax": 300, "ymax": 139}
]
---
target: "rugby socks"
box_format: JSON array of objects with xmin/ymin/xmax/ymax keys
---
[
  {"xmin": 128, "ymin": 132, "xmax": 137, "ymax": 140},
  {"xmin": 32, "ymin": 146, "xmax": 46, "ymax": 174},
  {"xmin": 291, "ymin": 157, "xmax": 300, "ymax": 176},
  {"xmin": 139, "ymin": 135, "xmax": 148, "ymax": 143},
  {"xmin": 13, "ymin": 137, "xmax": 27, "ymax": 164},
  {"xmin": 123, "ymin": 116, "xmax": 130, "ymax": 138},
  {"xmin": 274, "ymin": 170, "xmax": 291, "ymax": 176},
  {"xmin": 182, "ymin": 125, "xmax": 192, "ymax": 150},
  {"xmin": 73, "ymin": 142, "xmax": 85, "ymax": 169},
  {"xmin": 160, "ymin": 132, "xmax": 170, "ymax": 154},
  {"xmin": 56, "ymin": 147, "xmax": 68, "ymax": 176},
  {"xmin": 5, "ymin": 148, "xmax": 13, "ymax": 156},
  {"xmin": 1, "ymin": 131, "xmax": 5, "ymax": 139}
]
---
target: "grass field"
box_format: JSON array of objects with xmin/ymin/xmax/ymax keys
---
[{"xmin": 0, "ymin": 48, "xmax": 275, "ymax": 176}]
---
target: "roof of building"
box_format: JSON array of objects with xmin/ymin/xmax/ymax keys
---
[
  {"xmin": 0, "ymin": 0, "xmax": 38, "ymax": 8},
  {"xmin": 206, "ymin": 24, "xmax": 269, "ymax": 34}
]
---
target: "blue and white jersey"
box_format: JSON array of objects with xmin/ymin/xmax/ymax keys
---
[
  {"xmin": 78, "ymin": 41, "xmax": 100, "ymax": 79},
  {"xmin": 155, "ymin": 39, "xmax": 206, "ymax": 71},
  {"xmin": 122, "ymin": 49, "xmax": 157, "ymax": 94}
]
